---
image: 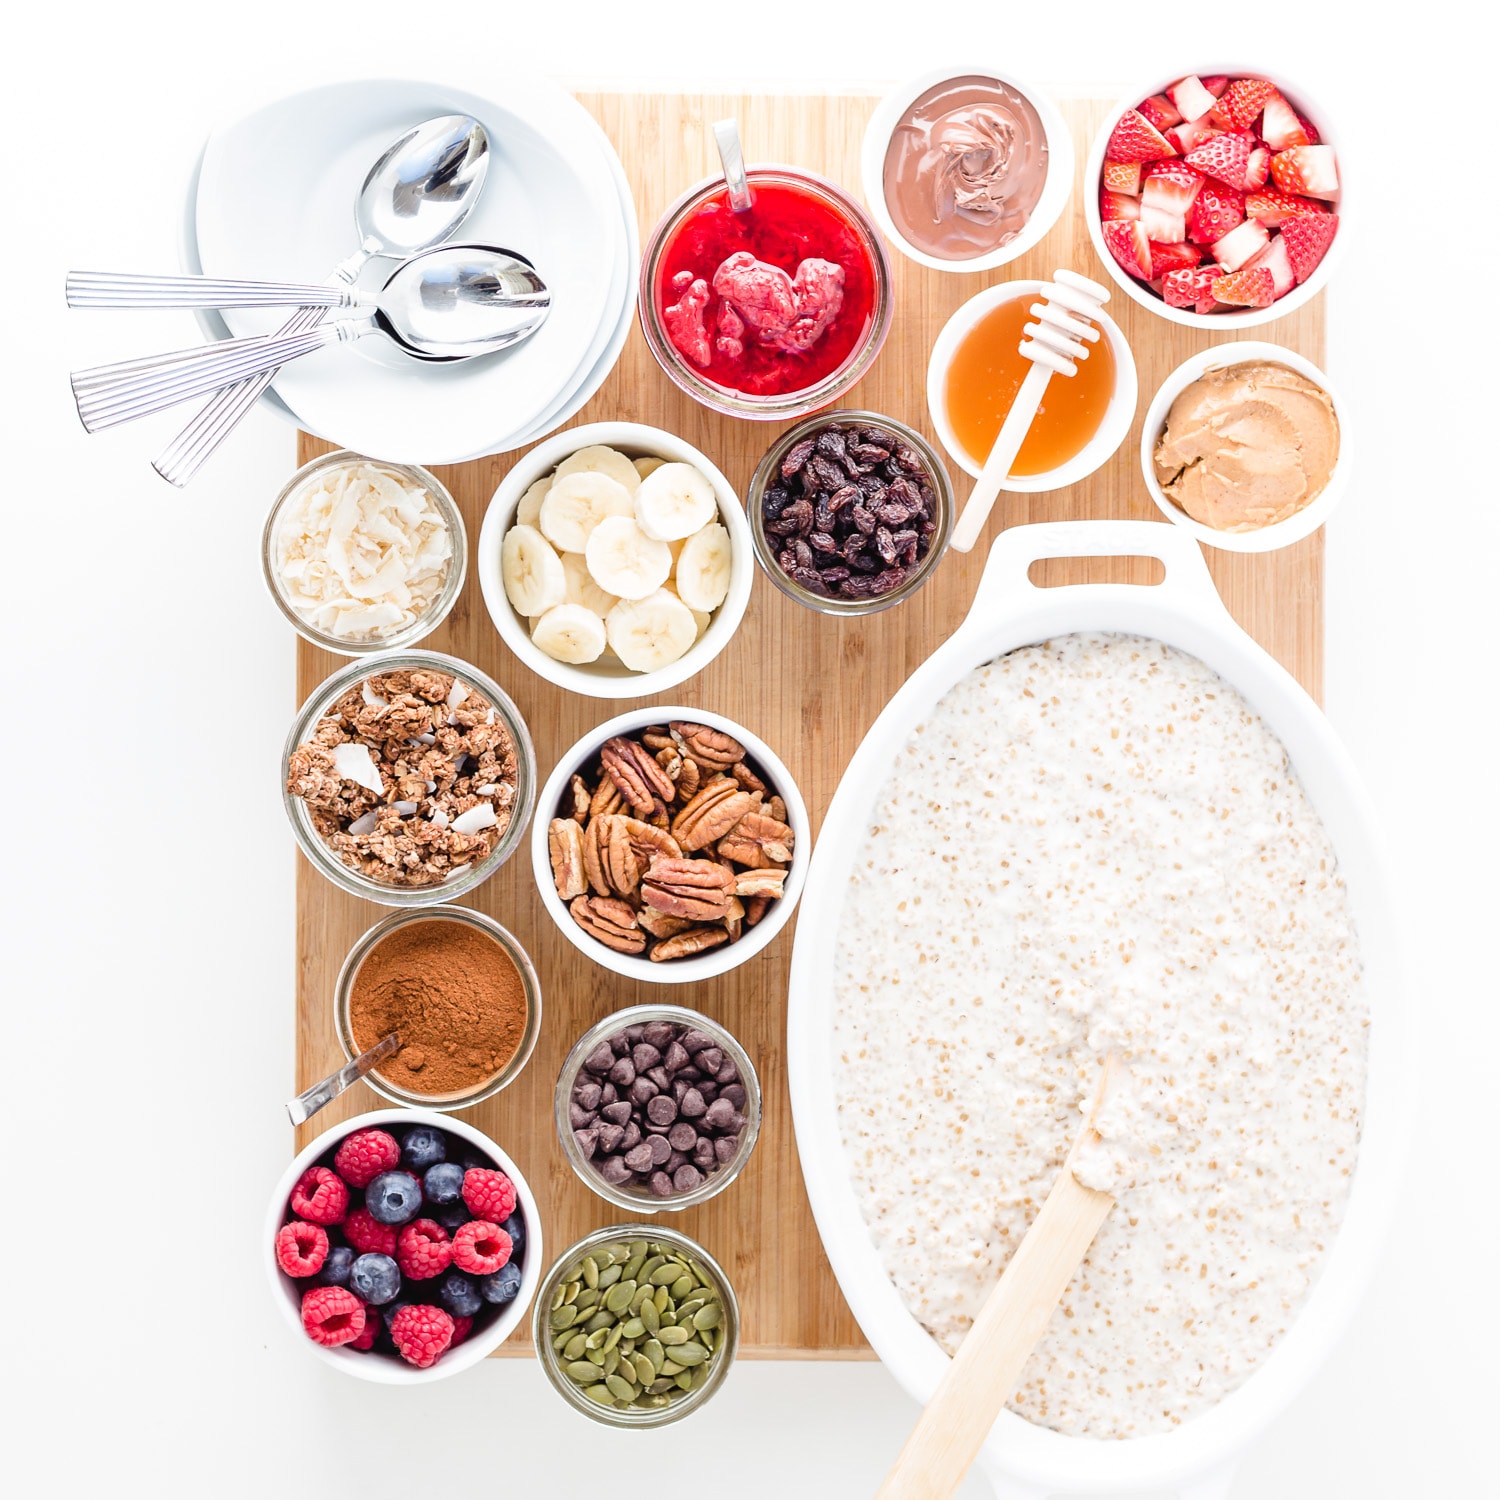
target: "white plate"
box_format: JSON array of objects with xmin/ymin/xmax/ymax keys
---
[{"xmin": 194, "ymin": 77, "xmax": 620, "ymax": 463}]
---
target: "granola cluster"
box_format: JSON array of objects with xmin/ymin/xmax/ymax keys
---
[
  {"xmin": 549, "ymin": 721, "xmax": 794, "ymax": 963},
  {"xmin": 286, "ymin": 667, "xmax": 519, "ymax": 888}
]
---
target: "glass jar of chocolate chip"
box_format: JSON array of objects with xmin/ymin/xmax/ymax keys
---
[
  {"xmin": 555, "ymin": 1005, "xmax": 761, "ymax": 1212},
  {"xmin": 748, "ymin": 410, "xmax": 954, "ymax": 614}
]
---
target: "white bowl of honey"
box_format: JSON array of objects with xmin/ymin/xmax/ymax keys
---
[{"xmin": 925, "ymin": 280, "xmax": 1138, "ymax": 491}]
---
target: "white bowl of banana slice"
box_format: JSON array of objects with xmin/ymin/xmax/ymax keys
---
[{"xmin": 479, "ymin": 422, "xmax": 752, "ymax": 699}]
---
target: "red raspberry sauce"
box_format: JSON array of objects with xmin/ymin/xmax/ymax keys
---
[{"xmin": 656, "ymin": 182, "xmax": 878, "ymax": 397}]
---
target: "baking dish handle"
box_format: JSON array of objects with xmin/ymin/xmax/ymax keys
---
[{"xmin": 967, "ymin": 519, "xmax": 1227, "ymax": 630}]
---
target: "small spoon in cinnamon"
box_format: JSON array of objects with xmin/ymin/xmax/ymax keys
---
[{"xmin": 286, "ymin": 1033, "xmax": 400, "ymax": 1127}]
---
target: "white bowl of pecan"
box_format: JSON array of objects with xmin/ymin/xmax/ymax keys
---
[{"xmin": 532, "ymin": 709, "xmax": 809, "ymax": 982}]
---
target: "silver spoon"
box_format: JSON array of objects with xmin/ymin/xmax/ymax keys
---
[
  {"xmin": 72, "ymin": 243, "xmax": 550, "ymax": 433},
  {"xmin": 158, "ymin": 114, "xmax": 490, "ymax": 487},
  {"xmin": 287, "ymin": 1033, "xmax": 400, "ymax": 1127}
]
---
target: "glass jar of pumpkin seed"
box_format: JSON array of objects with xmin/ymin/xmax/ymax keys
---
[{"xmin": 532, "ymin": 1224, "xmax": 740, "ymax": 1425}]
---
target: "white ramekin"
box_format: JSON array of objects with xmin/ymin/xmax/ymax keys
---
[
  {"xmin": 860, "ymin": 64, "xmax": 1074, "ymax": 274},
  {"xmin": 264, "ymin": 1108, "xmax": 542, "ymax": 1383},
  {"xmin": 1084, "ymin": 65, "xmax": 1346, "ymax": 329},
  {"xmin": 477, "ymin": 422, "xmax": 753, "ymax": 700},
  {"xmin": 1140, "ymin": 340, "xmax": 1350, "ymax": 553},
  {"xmin": 926, "ymin": 279, "xmax": 1139, "ymax": 491},
  {"xmin": 531, "ymin": 706, "xmax": 810, "ymax": 985}
]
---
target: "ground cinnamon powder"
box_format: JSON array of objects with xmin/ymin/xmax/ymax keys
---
[{"xmin": 349, "ymin": 919, "xmax": 528, "ymax": 1096}]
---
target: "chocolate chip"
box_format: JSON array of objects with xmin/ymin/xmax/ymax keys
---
[
  {"xmin": 646, "ymin": 1094, "xmax": 678, "ymax": 1126},
  {"xmin": 679, "ymin": 1088, "xmax": 707, "ymax": 1119},
  {"xmin": 623, "ymin": 1142, "xmax": 655, "ymax": 1172},
  {"xmin": 595, "ymin": 1123, "xmax": 625, "ymax": 1153},
  {"xmin": 641, "ymin": 1021, "xmax": 675, "ymax": 1049},
  {"xmin": 714, "ymin": 1135, "xmax": 739, "ymax": 1163},
  {"xmin": 648, "ymin": 1170, "xmax": 674, "ymax": 1197},
  {"xmin": 668, "ymin": 1122, "xmax": 698, "ymax": 1151},
  {"xmin": 599, "ymin": 1156, "xmax": 632, "ymax": 1186},
  {"xmin": 672, "ymin": 1165, "xmax": 704, "ymax": 1193},
  {"xmin": 632, "ymin": 1043, "xmax": 662, "ymax": 1071},
  {"xmin": 599, "ymin": 1081, "xmax": 618, "ymax": 1104},
  {"xmin": 620, "ymin": 1121, "xmax": 641, "ymax": 1151},
  {"xmin": 584, "ymin": 1044, "xmax": 614, "ymax": 1074},
  {"xmin": 716, "ymin": 1060, "xmax": 738, "ymax": 1084},
  {"xmin": 574, "ymin": 1129, "xmax": 597, "ymax": 1159},
  {"xmin": 693, "ymin": 1047, "xmax": 723, "ymax": 1073},
  {"xmin": 664, "ymin": 1041, "xmax": 690, "ymax": 1072},
  {"xmin": 609, "ymin": 1057, "xmax": 635, "ymax": 1087},
  {"xmin": 693, "ymin": 1137, "xmax": 717, "ymax": 1170},
  {"xmin": 720, "ymin": 1084, "xmax": 747, "ymax": 1109},
  {"xmin": 648, "ymin": 1133, "xmax": 673, "ymax": 1166},
  {"xmin": 703, "ymin": 1098, "xmax": 736, "ymax": 1131},
  {"xmin": 573, "ymin": 1081, "xmax": 602, "ymax": 1111},
  {"xmin": 630, "ymin": 1076, "xmax": 658, "ymax": 1105},
  {"xmin": 568, "ymin": 1103, "xmax": 596, "ymax": 1130},
  {"xmin": 601, "ymin": 1100, "xmax": 632, "ymax": 1125},
  {"xmin": 679, "ymin": 1029, "xmax": 716, "ymax": 1054}
]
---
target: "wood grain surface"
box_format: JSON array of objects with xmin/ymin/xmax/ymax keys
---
[{"xmin": 293, "ymin": 91, "xmax": 1325, "ymax": 1357}]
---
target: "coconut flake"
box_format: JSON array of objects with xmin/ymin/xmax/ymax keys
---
[
  {"xmin": 447, "ymin": 679, "xmax": 470, "ymax": 710},
  {"xmin": 361, "ymin": 682, "xmax": 388, "ymax": 709},
  {"xmin": 331, "ymin": 742, "xmax": 386, "ymax": 796},
  {"xmin": 475, "ymin": 783, "xmax": 498, "ymax": 796},
  {"xmin": 451, "ymin": 804, "xmax": 498, "ymax": 836},
  {"xmin": 415, "ymin": 732, "xmax": 437, "ymax": 746},
  {"xmin": 429, "ymin": 806, "xmax": 451, "ymax": 829},
  {"xmin": 394, "ymin": 799, "xmax": 418, "ymax": 816},
  {"xmin": 347, "ymin": 811, "xmax": 380, "ymax": 836}
]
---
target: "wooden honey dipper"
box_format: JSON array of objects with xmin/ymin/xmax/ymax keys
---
[{"xmin": 949, "ymin": 270, "xmax": 1112, "ymax": 554}]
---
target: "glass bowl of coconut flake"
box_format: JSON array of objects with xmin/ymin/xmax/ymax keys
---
[{"xmin": 263, "ymin": 450, "xmax": 466, "ymax": 655}]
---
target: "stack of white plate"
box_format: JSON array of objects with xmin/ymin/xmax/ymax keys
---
[{"xmin": 180, "ymin": 78, "xmax": 638, "ymax": 465}]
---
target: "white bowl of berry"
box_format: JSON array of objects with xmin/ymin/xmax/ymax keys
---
[
  {"xmin": 1085, "ymin": 67, "xmax": 1345, "ymax": 326},
  {"xmin": 265, "ymin": 1109, "xmax": 541, "ymax": 1382}
]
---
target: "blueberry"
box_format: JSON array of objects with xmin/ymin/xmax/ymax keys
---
[
  {"xmin": 400, "ymin": 1125, "xmax": 447, "ymax": 1173},
  {"xmin": 366, "ymin": 1170, "xmax": 422, "ymax": 1225},
  {"xmin": 349, "ymin": 1253, "xmax": 402, "ymax": 1306},
  {"xmin": 317, "ymin": 1245, "xmax": 354, "ymax": 1288},
  {"xmin": 460, "ymin": 1149, "xmax": 491, "ymax": 1172},
  {"xmin": 501, "ymin": 1211, "xmax": 526, "ymax": 1263},
  {"xmin": 429, "ymin": 1198, "xmax": 469, "ymax": 1230},
  {"xmin": 424, "ymin": 1161, "xmax": 464, "ymax": 1204},
  {"xmin": 381, "ymin": 1298, "xmax": 411, "ymax": 1337},
  {"xmin": 438, "ymin": 1269, "xmax": 482, "ymax": 1319},
  {"xmin": 478, "ymin": 1261, "xmax": 523, "ymax": 1305}
]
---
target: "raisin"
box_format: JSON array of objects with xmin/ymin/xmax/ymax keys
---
[
  {"xmin": 827, "ymin": 484, "xmax": 860, "ymax": 514},
  {"xmin": 780, "ymin": 438, "xmax": 816, "ymax": 479},
  {"xmin": 761, "ymin": 485, "xmax": 791, "ymax": 519},
  {"xmin": 872, "ymin": 566, "xmax": 909, "ymax": 593},
  {"xmin": 790, "ymin": 538, "xmax": 814, "ymax": 571},
  {"xmin": 875, "ymin": 527, "xmax": 898, "ymax": 566},
  {"xmin": 790, "ymin": 566, "xmax": 830, "ymax": 595},
  {"xmin": 876, "ymin": 502, "xmax": 914, "ymax": 526},
  {"xmin": 815, "ymin": 429, "xmax": 848, "ymax": 465},
  {"xmin": 847, "ymin": 441, "xmax": 889, "ymax": 466},
  {"xmin": 842, "ymin": 531, "xmax": 868, "ymax": 561},
  {"xmin": 849, "ymin": 504, "xmax": 877, "ymax": 536},
  {"xmin": 894, "ymin": 445, "xmax": 923, "ymax": 472},
  {"xmin": 850, "ymin": 550, "xmax": 880, "ymax": 573},
  {"xmin": 818, "ymin": 565, "xmax": 850, "ymax": 585},
  {"xmin": 814, "ymin": 498, "xmax": 836, "ymax": 532},
  {"xmin": 783, "ymin": 498, "xmax": 813, "ymax": 535},
  {"xmin": 839, "ymin": 575, "xmax": 877, "ymax": 598}
]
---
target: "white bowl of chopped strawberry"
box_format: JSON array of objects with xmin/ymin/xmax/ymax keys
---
[{"xmin": 1085, "ymin": 68, "xmax": 1343, "ymax": 325}]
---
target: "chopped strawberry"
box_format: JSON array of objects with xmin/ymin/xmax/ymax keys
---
[
  {"xmin": 1142, "ymin": 160, "xmax": 1204, "ymax": 217},
  {"xmin": 1211, "ymin": 267, "xmax": 1276, "ymax": 307},
  {"xmin": 1188, "ymin": 182, "xmax": 1246, "ymax": 244},
  {"xmin": 1162, "ymin": 265, "xmax": 1220, "ymax": 313},
  {"xmin": 1259, "ymin": 93, "xmax": 1310, "ymax": 151},
  {"xmin": 1243, "ymin": 147, "xmax": 1270, "ymax": 191},
  {"xmin": 1140, "ymin": 206, "xmax": 1186, "ymax": 243},
  {"xmin": 1200, "ymin": 75, "xmax": 1230, "ymax": 99},
  {"xmin": 1166, "ymin": 116, "xmax": 1220, "ymax": 155},
  {"xmin": 1297, "ymin": 114, "xmax": 1321, "ymax": 145},
  {"xmin": 1245, "ymin": 234, "xmax": 1295, "ymax": 298},
  {"xmin": 1107, "ymin": 108, "xmax": 1177, "ymax": 163},
  {"xmin": 1245, "ymin": 190, "xmax": 1321, "ymax": 227},
  {"xmin": 1186, "ymin": 131, "xmax": 1254, "ymax": 187},
  {"xmin": 1149, "ymin": 240, "xmax": 1202, "ymax": 279},
  {"xmin": 1270, "ymin": 145, "xmax": 1338, "ymax": 197},
  {"xmin": 1102, "ymin": 159, "xmax": 1142, "ymax": 194},
  {"xmin": 1167, "ymin": 76, "xmax": 1218, "ymax": 124},
  {"xmin": 1210, "ymin": 217, "xmax": 1270, "ymax": 271},
  {"xmin": 1100, "ymin": 188, "xmax": 1141, "ymax": 221},
  {"xmin": 1101, "ymin": 218, "xmax": 1153, "ymax": 279},
  {"xmin": 1213, "ymin": 78, "xmax": 1277, "ymax": 130},
  {"xmin": 1139, "ymin": 93, "xmax": 1182, "ymax": 131},
  {"xmin": 1279, "ymin": 211, "xmax": 1339, "ymax": 283}
]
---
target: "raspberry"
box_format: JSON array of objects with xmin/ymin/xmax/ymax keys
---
[
  {"xmin": 343, "ymin": 1208, "xmax": 397, "ymax": 1257},
  {"xmin": 290, "ymin": 1166, "xmax": 349, "ymax": 1226},
  {"xmin": 334, "ymin": 1129, "xmax": 400, "ymax": 1189},
  {"xmin": 275, "ymin": 1220, "xmax": 329, "ymax": 1277},
  {"xmin": 389, "ymin": 1303, "xmax": 454, "ymax": 1368},
  {"xmin": 396, "ymin": 1219, "xmax": 452, "ymax": 1280},
  {"xmin": 461, "ymin": 1168, "xmax": 516, "ymax": 1222},
  {"xmin": 301, "ymin": 1286, "xmax": 365, "ymax": 1348},
  {"xmin": 451, "ymin": 1220, "xmax": 511, "ymax": 1276},
  {"xmin": 451, "ymin": 1315, "xmax": 473, "ymax": 1346},
  {"xmin": 350, "ymin": 1303, "xmax": 380, "ymax": 1351}
]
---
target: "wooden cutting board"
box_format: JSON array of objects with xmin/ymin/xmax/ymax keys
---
[{"xmin": 293, "ymin": 90, "xmax": 1325, "ymax": 1357}]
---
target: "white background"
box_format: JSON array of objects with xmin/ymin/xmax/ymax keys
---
[{"xmin": 4, "ymin": 3, "xmax": 1493, "ymax": 1495}]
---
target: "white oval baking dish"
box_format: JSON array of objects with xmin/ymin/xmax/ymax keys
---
[{"xmin": 786, "ymin": 520, "xmax": 1409, "ymax": 1498}]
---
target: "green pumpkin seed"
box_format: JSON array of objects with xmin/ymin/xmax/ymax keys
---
[
  {"xmin": 563, "ymin": 1261, "xmax": 585, "ymax": 1283},
  {"xmin": 603, "ymin": 1345, "xmax": 621, "ymax": 1378},
  {"xmin": 688, "ymin": 1259, "xmax": 714, "ymax": 1287},
  {"xmin": 563, "ymin": 1332, "xmax": 588, "ymax": 1360},
  {"xmin": 602, "ymin": 1324, "xmax": 623, "ymax": 1352},
  {"xmin": 563, "ymin": 1281, "xmax": 582, "ymax": 1305},
  {"xmin": 584, "ymin": 1326, "xmax": 609, "ymax": 1350},
  {"xmin": 574, "ymin": 1288, "xmax": 599, "ymax": 1313},
  {"xmin": 605, "ymin": 1373, "xmax": 637, "ymax": 1402},
  {"xmin": 658, "ymin": 1325, "xmax": 691, "ymax": 1346},
  {"xmin": 690, "ymin": 1365, "xmax": 708, "ymax": 1391},
  {"xmin": 647, "ymin": 1376, "xmax": 675, "ymax": 1395},
  {"xmin": 632, "ymin": 1352, "xmax": 655, "ymax": 1386},
  {"xmin": 549, "ymin": 1305, "xmax": 579, "ymax": 1331},
  {"xmin": 675, "ymin": 1369, "xmax": 694, "ymax": 1391},
  {"xmin": 565, "ymin": 1360, "xmax": 599, "ymax": 1383},
  {"xmin": 692, "ymin": 1304, "xmax": 721, "ymax": 1331},
  {"xmin": 586, "ymin": 1347, "xmax": 606, "ymax": 1367},
  {"xmin": 596, "ymin": 1263, "xmax": 623, "ymax": 1290},
  {"xmin": 698, "ymin": 1328, "xmax": 715, "ymax": 1352},
  {"xmin": 582, "ymin": 1384, "xmax": 615, "ymax": 1406},
  {"xmin": 620, "ymin": 1316, "xmax": 645, "ymax": 1339},
  {"xmin": 604, "ymin": 1281, "xmax": 635, "ymax": 1314},
  {"xmin": 551, "ymin": 1285, "xmax": 566, "ymax": 1311},
  {"xmin": 671, "ymin": 1340, "xmax": 708, "ymax": 1366},
  {"xmin": 657, "ymin": 1309, "xmax": 677, "ymax": 1328},
  {"xmin": 639, "ymin": 1299, "xmax": 660, "ymax": 1335},
  {"xmin": 581, "ymin": 1256, "xmax": 599, "ymax": 1289},
  {"xmin": 670, "ymin": 1274, "xmax": 695, "ymax": 1300},
  {"xmin": 622, "ymin": 1253, "xmax": 646, "ymax": 1283},
  {"xmin": 654, "ymin": 1285, "xmax": 671, "ymax": 1314},
  {"xmin": 676, "ymin": 1296, "xmax": 706, "ymax": 1319},
  {"xmin": 587, "ymin": 1310, "xmax": 615, "ymax": 1334},
  {"xmin": 643, "ymin": 1337, "xmax": 665, "ymax": 1374},
  {"xmin": 639, "ymin": 1254, "xmax": 666, "ymax": 1280}
]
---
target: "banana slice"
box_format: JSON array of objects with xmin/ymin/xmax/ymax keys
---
[
  {"xmin": 585, "ymin": 515, "xmax": 672, "ymax": 601},
  {"xmin": 634, "ymin": 461, "xmax": 718, "ymax": 542},
  {"xmin": 674, "ymin": 521, "xmax": 732, "ymax": 612},
  {"xmin": 554, "ymin": 444, "xmax": 641, "ymax": 495},
  {"xmin": 663, "ymin": 579, "xmax": 712, "ymax": 638},
  {"xmin": 539, "ymin": 472, "xmax": 635, "ymax": 553},
  {"xmin": 605, "ymin": 589, "xmax": 698, "ymax": 672},
  {"xmin": 501, "ymin": 524, "xmax": 566, "ymax": 616},
  {"xmin": 531, "ymin": 602, "xmax": 607, "ymax": 664},
  {"xmin": 516, "ymin": 476, "xmax": 550, "ymax": 528},
  {"xmin": 562, "ymin": 550, "xmax": 619, "ymax": 618},
  {"xmin": 633, "ymin": 455, "xmax": 666, "ymax": 480}
]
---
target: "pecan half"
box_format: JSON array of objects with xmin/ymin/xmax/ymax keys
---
[
  {"xmin": 731, "ymin": 760, "xmax": 767, "ymax": 795},
  {"xmin": 601, "ymin": 736, "xmax": 674, "ymax": 812},
  {"xmin": 723, "ymin": 894, "xmax": 745, "ymax": 943},
  {"xmin": 671, "ymin": 779, "xmax": 759, "ymax": 851},
  {"xmin": 768, "ymin": 794, "xmax": 788, "ymax": 824},
  {"xmin": 744, "ymin": 894, "xmax": 772, "ymax": 927},
  {"xmin": 589, "ymin": 777, "xmax": 626, "ymax": 820},
  {"xmin": 674, "ymin": 758, "xmax": 701, "ymax": 804},
  {"xmin": 642, "ymin": 857, "xmax": 736, "ymax": 920},
  {"xmin": 655, "ymin": 745, "xmax": 683, "ymax": 782},
  {"xmin": 719, "ymin": 810, "xmax": 794, "ymax": 865},
  {"xmin": 641, "ymin": 726, "xmax": 675, "ymax": 753},
  {"xmin": 568, "ymin": 774, "xmax": 592, "ymax": 823},
  {"xmin": 569, "ymin": 895, "xmax": 646, "ymax": 954},
  {"xmin": 670, "ymin": 721, "xmax": 745, "ymax": 770},
  {"xmin": 649, "ymin": 926, "xmax": 730, "ymax": 962},
  {"xmin": 615, "ymin": 816, "xmax": 681, "ymax": 865},
  {"xmin": 582, "ymin": 816, "xmax": 611, "ymax": 895},
  {"xmin": 735, "ymin": 868, "xmax": 787, "ymax": 898},
  {"xmin": 594, "ymin": 815, "xmax": 642, "ymax": 895},
  {"xmin": 548, "ymin": 817, "xmax": 586, "ymax": 900},
  {"xmin": 637, "ymin": 906, "xmax": 694, "ymax": 940}
]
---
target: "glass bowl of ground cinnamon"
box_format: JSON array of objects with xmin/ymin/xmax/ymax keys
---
[{"xmin": 335, "ymin": 906, "xmax": 541, "ymax": 1110}]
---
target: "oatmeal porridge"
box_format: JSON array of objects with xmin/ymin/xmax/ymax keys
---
[{"xmin": 832, "ymin": 632, "xmax": 1367, "ymax": 1437}]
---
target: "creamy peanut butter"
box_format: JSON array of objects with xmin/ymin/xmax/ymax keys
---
[{"xmin": 1154, "ymin": 361, "xmax": 1339, "ymax": 532}]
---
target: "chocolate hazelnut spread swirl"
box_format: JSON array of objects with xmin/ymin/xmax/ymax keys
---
[{"xmin": 882, "ymin": 76, "xmax": 1050, "ymax": 260}]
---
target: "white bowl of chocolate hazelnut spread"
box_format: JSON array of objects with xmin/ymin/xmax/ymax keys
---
[{"xmin": 862, "ymin": 66, "xmax": 1074, "ymax": 273}]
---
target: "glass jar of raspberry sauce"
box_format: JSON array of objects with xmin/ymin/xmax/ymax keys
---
[{"xmin": 639, "ymin": 166, "xmax": 893, "ymax": 420}]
